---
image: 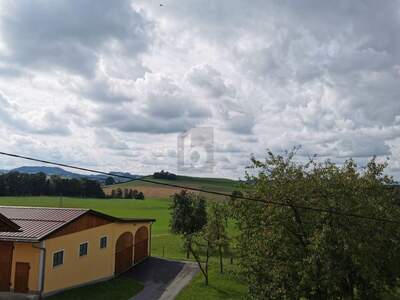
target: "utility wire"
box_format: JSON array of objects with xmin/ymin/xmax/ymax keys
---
[{"xmin": 0, "ymin": 151, "xmax": 399, "ymax": 224}]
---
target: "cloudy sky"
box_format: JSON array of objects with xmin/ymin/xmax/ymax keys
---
[{"xmin": 0, "ymin": 0, "xmax": 399, "ymax": 179}]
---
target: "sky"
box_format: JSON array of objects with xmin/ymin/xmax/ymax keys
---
[{"xmin": 0, "ymin": 0, "xmax": 399, "ymax": 180}]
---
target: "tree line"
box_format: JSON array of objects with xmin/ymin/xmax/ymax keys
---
[
  {"xmin": 153, "ymin": 170, "xmax": 177, "ymax": 180},
  {"xmin": 170, "ymin": 150, "xmax": 400, "ymax": 299},
  {"xmin": 107, "ymin": 188, "xmax": 145, "ymax": 200},
  {"xmin": 0, "ymin": 172, "xmax": 105, "ymax": 198}
]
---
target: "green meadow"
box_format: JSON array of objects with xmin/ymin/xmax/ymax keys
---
[{"xmin": 0, "ymin": 196, "xmax": 247, "ymax": 300}]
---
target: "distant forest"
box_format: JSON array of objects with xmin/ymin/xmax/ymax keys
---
[
  {"xmin": 0, "ymin": 172, "xmax": 105, "ymax": 198},
  {"xmin": 153, "ymin": 170, "xmax": 177, "ymax": 180}
]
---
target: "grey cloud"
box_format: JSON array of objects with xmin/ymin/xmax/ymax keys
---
[
  {"xmin": 0, "ymin": 0, "xmax": 150, "ymax": 77},
  {"xmin": 94, "ymin": 129, "xmax": 130, "ymax": 150},
  {"xmin": 145, "ymin": 94, "xmax": 210, "ymax": 120},
  {"xmin": 92, "ymin": 74, "xmax": 211, "ymax": 134},
  {"xmin": 2, "ymin": 0, "xmax": 400, "ymax": 178},
  {"xmin": 0, "ymin": 91, "xmax": 70, "ymax": 136},
  {"xmin": 186, "ymin": 64, "xmax": 234, "ymax": 98},
  {"xmin": 76, "ymin": 74, "xmax": 135, "ymax": 104},
  {"xmin": 215, "ymin": 143, "xmax": 244, "ymax": 153},
  {"xmin": 224, "ymin": 112, "xmax": 255, "ymax": 135},
  {"xmin": 95, "ymin": 108, "xmax": 206, "ymax": 134}
]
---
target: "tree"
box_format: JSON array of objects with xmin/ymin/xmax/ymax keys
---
[
  {"xmin": 153, "ymin": 170, "xmax": 177, "ymax": 180},
  {"xmin": 116, "ymin": 188, "xmax": 123, "ymax": 198},
  {"xmin": 188, "ymin": 225, "xmax": 213, "ymax": 286},
  {"xmin": 170, "ymin": 190, "xmax": 207, "ymax": 259},
  {"xmin": 187, "ymin": 204, "xmax": 230, "ymax": 285},
  {"xmin": 136, "ymin": 191, "xmax": 145, "ymax": 200},
  {"xmin": 207, "ymin": 202, "xmax": 230, "ymax": 274},
  {"xmin": 231, "ymin": 150, "xmax": 400, "ymax": 299},
  {"xmin": 132, "ymin": 189, "xmax": 139, "ymax": 199},
  {"xmin": 105, "ymin": 177, "xmax": 115, "ymax": 185}
]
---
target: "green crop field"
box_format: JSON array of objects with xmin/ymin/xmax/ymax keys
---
[{"xmin": 0, "ymin": 196, "xmax": 247, "ymax": 300}]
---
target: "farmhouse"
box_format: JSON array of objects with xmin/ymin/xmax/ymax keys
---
[{"xmin": 0, "ymin": 206, "xmax": 155, "ymax": 297}]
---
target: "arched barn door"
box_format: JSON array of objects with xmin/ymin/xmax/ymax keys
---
[
  {"xmin": 115, "ymin": 232, "xmax": 133, "ymax": 275},
  {"xmin": 134, "ymin": 226, "xmax": 149, "ymax": 263}
]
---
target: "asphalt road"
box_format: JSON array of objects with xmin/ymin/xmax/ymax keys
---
[{"xmin": 125, "ymin": 257, "xmax": 199, "ymax": 300}]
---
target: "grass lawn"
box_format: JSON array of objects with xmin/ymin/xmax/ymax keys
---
[
  {"xmin": 46, "ymin": 277, "xmax": 143, "ymax": 300},
  {"xmin": 0, "ymin": 196, "xmax": 247, "ymax": 299},
  {"xmin": 176, "ymin": 261, "xmax": 247, "ymax": 300}
]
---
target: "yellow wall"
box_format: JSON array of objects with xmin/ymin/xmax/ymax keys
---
[
  {"xmin": 11, "ymin": 242, "xmax": 41, "ymax": 293},
  {"xmin": 43, "ymin": 222, "xmax": 150, "ymax": 294}
]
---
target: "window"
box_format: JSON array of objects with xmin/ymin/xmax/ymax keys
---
[
  {"xmin": 100, "ymin": 236, "xmax": 107, "ymax": 249},
  {"xmin": 53, "ymin": 250, "xmax": 64, "ymax": 267},
  {"xmin": 79, "ymin": 242, "xmax": 88, "ymax": 257}
]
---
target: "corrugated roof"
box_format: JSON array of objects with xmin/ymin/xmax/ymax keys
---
[
  {"xmin": 0, "ymin": 206, "xmax": 88, "ymax": 242},
  {"xmin": 0, "ymin": 206, "xmax": 155, "ymax": 242}
]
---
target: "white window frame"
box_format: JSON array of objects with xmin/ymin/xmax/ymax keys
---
[
  {"xmin": 52, "ymin": 249, "xmax": 65, "ymax": 268},
  {"xmin": 79, "ymin": 241, "xmax": 89, "ymax": 257}
]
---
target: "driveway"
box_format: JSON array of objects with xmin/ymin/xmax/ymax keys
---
[{"xmin": 125, "ymin": 257, "xmax": 199, "ymax": 300}]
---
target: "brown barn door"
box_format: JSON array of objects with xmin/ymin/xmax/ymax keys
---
[
  {"xmin": 134, "ymin": 226, "xmax": 149, "ymax": 264},
  {"xmin": 14, "ymin": 262, "xmax": 30, "ymax": 293},
  {"xmin": 115, "ymin": 232, "xmax": 133, "ymax": 275},
  {"xmin": 0, "ymin": 242, "xmax": 13, "ymax": 291}
]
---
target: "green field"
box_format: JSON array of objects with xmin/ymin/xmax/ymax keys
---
[
  {"xmin": 0, "ymin": 196, "xmax": 247, "ymax": 300},
  {"xmin": 103, "ymin": 175, "xmax": 242, "ymax": 200},
  {"xmin": 108, "ymin": 175, "xmax": 240, "ymax": 191}
]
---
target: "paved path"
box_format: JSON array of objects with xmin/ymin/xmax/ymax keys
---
[{"xmin": 125, "ymin": 257, "xmax": 199, "ymax": 300}]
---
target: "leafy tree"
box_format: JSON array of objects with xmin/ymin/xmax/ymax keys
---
[
  {"xmin": 0, "ymin": 172, "xmax": 104, "ymax": 198},
  {"xmin": 231, "ymin": 150, "xmax": 400, "ymax": 299},
  {"xmin": 132, "ymin": 189, "xmax": 139, "ymax": 199},
  {"xmin": 116, "ymin": 188, "xmax": 123, "ymax": 198},
  {"xmin": 105, "ymin": 176, "xmax": 115, "ymax": 185},
  {"xmin": 153, "ymin": 170, "xmax": 177, "ymax": 180},
  {"xmin": 136, "ymin": 191, "xmax": 145, "ymax": 200},
  {"xmin": 170, "ymin": 190, "xmax": 207, "ymax": 259},
  {"xmin": 0, "ymin": 176, "xmax": 6, "ymax": 196},
  {"xmin": 208, "ymin": 202, "xmax": 230, "ymax": 274},
  {"xmin": 188, "ymin": 204, "xmax": 231, "ymax": 285},
  {"xmin": 188, "ymin": 225, "xmax": 213, "ymax": 286}
]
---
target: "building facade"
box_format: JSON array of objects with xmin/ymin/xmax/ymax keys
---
[{"xmin": 0, "ymin": 206, "xmax": 155, "ymax": 297}]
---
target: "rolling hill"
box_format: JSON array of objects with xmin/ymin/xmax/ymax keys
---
[
  {"xmin": 4, "ymin": 166, "xmax": 140, "ymax": 184},
  {"xmin": 103, "ymin": 175, "xmax": 242, "ymax": 199}
]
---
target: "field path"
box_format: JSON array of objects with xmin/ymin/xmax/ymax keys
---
[{"xmin": 126, "ymin": 257, "xmax": 198, "ymax": 300}]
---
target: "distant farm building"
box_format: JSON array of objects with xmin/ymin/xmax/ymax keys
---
[{"xmin": 0, "ymin": 206, "xmax": 155, "ymax": 297}]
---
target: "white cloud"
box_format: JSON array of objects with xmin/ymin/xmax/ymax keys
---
[{"xmin": 0, "ymin": 0, "xmax": 399, "ymax": 179}]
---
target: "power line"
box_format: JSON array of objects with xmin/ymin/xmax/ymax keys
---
[{"xmin": 0, "ymin": 151, "xmax": 399, "ymax": 224}]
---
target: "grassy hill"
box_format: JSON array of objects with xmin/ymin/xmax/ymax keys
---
[{"xmin": 103, "ymin": 175, "xmax": 242, "ymax": 199}]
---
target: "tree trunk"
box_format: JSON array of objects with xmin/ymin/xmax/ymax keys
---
[
  {"xmin": 189, "ymin": 242, "xmax": 209, "ymax": 286},
  {"xmin": 205, "ymin": 240, "xmax": 210, "ymax": 286},
  {"xmin": 185, "ymin": 236, "xmax": 191, "ymax": 259},
  {"xmin": 219, "ymin": 245, "xmax": 223, "ymax": 273}
]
